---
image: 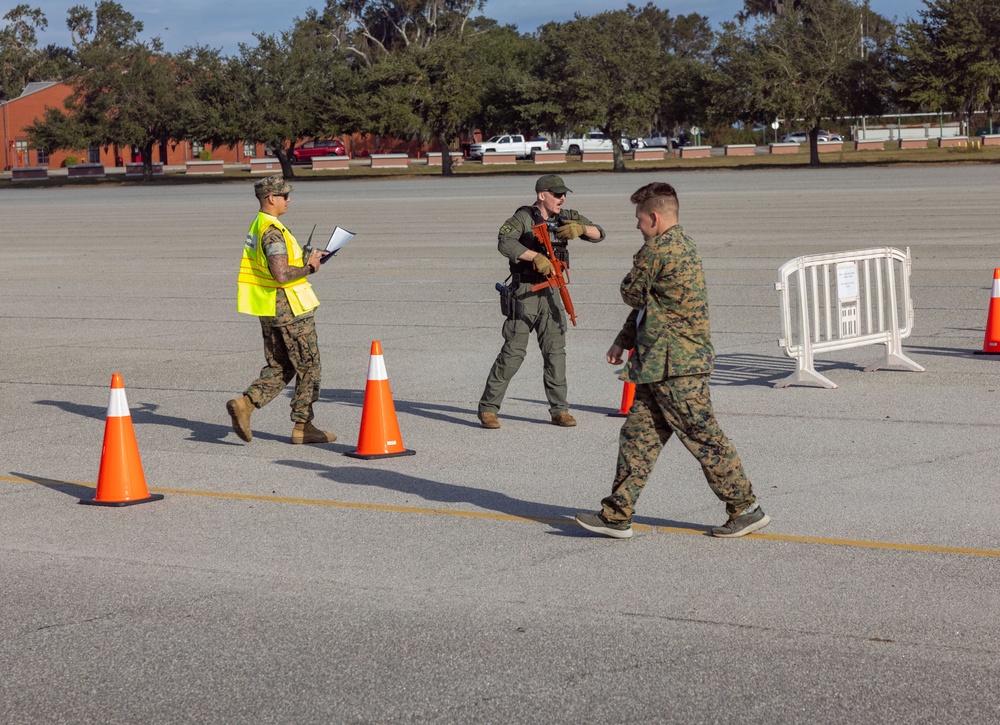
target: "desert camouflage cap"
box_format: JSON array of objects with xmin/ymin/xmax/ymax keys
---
[
  {"xmin": 535, "ymin": 174, "xmax": 571, "ymax": 194},
  {"xmin": 254, "ymin": 174, "xmax": 294, "ymax": 197}
]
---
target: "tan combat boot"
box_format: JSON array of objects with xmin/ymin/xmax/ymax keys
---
[
  {"xmin": 478, "ymin": 411, "xmax": 501, "ymax": 429},
  {"xmin": 291, "ymin": 421, "xmax": 337, "ymax": 444},
  {"xmin": 226, "ymin": 395, "xmax": 254, "ymax": 442},
  {"xmin": 550, "ymin": 411, "xmax": 577, "ymax": 427}
]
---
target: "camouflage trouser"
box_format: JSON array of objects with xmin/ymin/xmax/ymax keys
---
[
  {"xmin": 600, "ymin": 374, "xmax": 756, "ymax": 524},
  {"xmin": 479, "ymin": 285, "xmax": 568, "ymax": 416},
  {"xmin": 244, "ymin": 315, "xmax": 321, "ymax": 424}
]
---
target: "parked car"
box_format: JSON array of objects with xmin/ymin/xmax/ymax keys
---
[
  {"xmin": 528, "ymin": 136, "xmax": 552, "ymax": 150},
  {"xmin": 635, "ymin": 132, "xmax": 670, "ymax": 149},
  {"xmin": 818, "ymin": 130, "xmax": 844, "ymax": 142},
  {"xmin": 563, "ymin": 131, "xmax": 631, "ymax": 155},
  {"xmin": 290, "ymin": 138, "xmax": 346, "ymax": 163},
  {"xmin": 780, "ymin": 131, "xmax": 809, "ymax": 144},
  {"xmin": 468, "ymin": 134, "xmax": 548, "ymax": 159}
]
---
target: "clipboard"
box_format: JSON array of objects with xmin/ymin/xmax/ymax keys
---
[{"xmin": 322, "ymin": 226, "xmax": 355, "ymax": 263}]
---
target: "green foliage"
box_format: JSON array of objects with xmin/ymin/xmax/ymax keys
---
[
  {"xmin": 538, "ymin": 11, "xmax": 662, "ymax": 171},
  {"xmin": 26, "ymin": 1, "xmax": 193, "ymax": 181},
  {"xmin": 62, "ymin": 155, "xmax": 78, "ymax": 166},
  {"xmin": 713, "ymin": 0, "xmax": 893, "ymax": 165},
  {"xmin": 897, "ymin": 0, "xmax": 1000, "ymax": 119},
  {"xmin": 0, "ymin": 5, "xmax": 75, "ymax": 101},
  {"xmin": 197, "ymin": 149, "xmax": 212, "ymax": 160}
]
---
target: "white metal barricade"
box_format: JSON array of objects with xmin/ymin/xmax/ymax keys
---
[{"xmin": 775, "ymin": 247, "xmax": 925, "ymax": 388}]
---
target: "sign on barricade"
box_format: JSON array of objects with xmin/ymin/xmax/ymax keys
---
[{"xmin": 774, "ymin": 247, "xmax": 925, "ymax": 388}]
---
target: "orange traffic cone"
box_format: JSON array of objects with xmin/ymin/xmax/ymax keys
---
[
  {"xmin": 978, "ymin": 269, "xmax": 1000, "ymax": 354},
  {"xmin": 608, "ymin": 349, "xmax": 635, "ymax": 417},
  {"xmin": 81, "ymin": 373, "xmax": 164, "ymax": 506},
  {"xmin": 345, "ymin": 341, "xmax": 416, "ymax": 459}
]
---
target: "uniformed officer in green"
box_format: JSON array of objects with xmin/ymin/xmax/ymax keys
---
[
  {"xmin": 576, "ymin": 182, "xmax": 770, "ymax": 539},
  {"xmin": 478, "ymin": 174, "xmax": 605, "ymax": 429}
]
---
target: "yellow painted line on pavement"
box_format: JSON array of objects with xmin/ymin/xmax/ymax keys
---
[{"xmin": 5, "ymin": 474, "xmax": 999, "ymax": 559}]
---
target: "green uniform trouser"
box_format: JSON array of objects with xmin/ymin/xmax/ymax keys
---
[
  {"xmin": 479, "ymin": 283, "xmax": 568, "ymax": 416},
  {"xmin": 244, "ymin": 314, "xmax": 321, "ymax": 424},
  {"xmin": 601, "ymin": 374, "xmax": 756, "ymax": 524}
]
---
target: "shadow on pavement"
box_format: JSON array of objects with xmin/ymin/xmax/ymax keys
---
[{"xmin": 274, "ymin": 459, "xmax": 705, "ymax": 535}]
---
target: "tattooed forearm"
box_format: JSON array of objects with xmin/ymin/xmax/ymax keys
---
[{"xmin": 266, "ymin": 255, "xmax": 311, "ymax": 283}]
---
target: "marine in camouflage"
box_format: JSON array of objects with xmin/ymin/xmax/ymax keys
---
[
  {"xmin": 243, "ymin": 287, "xmax": 322, "ymax": 424},
  {"xmin": 612, "ymin": 225, "xmax": 713, "ymax": 383},
  {"xmin": 601, "ymin": 224, "xmax": 757, "ymax": 524},
  {"xmin": 242, "ymin": 224, "xmax": 320, "ymax": 424}
]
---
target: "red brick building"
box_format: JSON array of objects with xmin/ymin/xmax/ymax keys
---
[
  {"xmin": 2, "ymin": 80, "xmax": 480, "ymax": 169},
  {"xmin": 1, "ymin": 80, "xmax": 270, "ymax": 170}
]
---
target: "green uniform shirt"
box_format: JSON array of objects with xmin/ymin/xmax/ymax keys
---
[
  {"xmin": 613, "ymin": 224, "xmax": 714, "ymax": 383},
  {"xmin": 498, "ymin": 205, "xmax": 605, "ymax": 275}
]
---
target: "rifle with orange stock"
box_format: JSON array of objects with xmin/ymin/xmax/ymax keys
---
[{"xmin": 529, "ymin": 221, "xmax": 577, "ymax": 326}]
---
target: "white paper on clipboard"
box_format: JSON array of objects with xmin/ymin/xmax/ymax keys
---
[
  {"xmin": 325, "ymin": 226, "xmax": 355, "ymax": 253},
  {"xmin": 320, "ymin": 226, "xmax": 355, "ymax": 263}
]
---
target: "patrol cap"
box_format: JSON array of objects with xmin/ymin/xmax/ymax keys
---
[
  {"xmin": 535, "ymin": 174, "xmax": 572, "ymax": 194},
  {"xmin": 254, "ymin": 174, "xmax": 294, "ymax": 197}
]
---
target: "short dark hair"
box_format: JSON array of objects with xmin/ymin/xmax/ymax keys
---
[{"xmin": 630, "ymin": 182, "xmax": 679, "ymax": 216}]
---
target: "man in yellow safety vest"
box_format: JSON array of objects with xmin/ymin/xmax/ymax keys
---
[{"xmin": 227, "ymin": 175, "xmax": 337, "ymax": 445}]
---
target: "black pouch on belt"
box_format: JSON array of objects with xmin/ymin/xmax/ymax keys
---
[{"xmin": 495, "ymin": 276, "xmax": 524, "ymax": 320}]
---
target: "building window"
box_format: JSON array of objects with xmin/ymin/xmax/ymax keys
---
[
  {"xmin": 15, "ymin": 140, "xmax": 28, "ymax": 166},
  {"xmin": 191, "ymin": 140, "xmax": 204, "ymax": 156},
  {"xmin": 36, "ymin": 148, "xmax": 49, "ymax": 165},
  {"xmin": 88, "ymin": 146, "xmax": 100, "ymax": 163},
  {"xmin": 243, "ymin": 140, "xmax": 256, "ymax": 158}
]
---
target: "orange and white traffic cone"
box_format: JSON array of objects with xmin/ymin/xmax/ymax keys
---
[
  {"xmin": 979, "ymin": 269, "xmax": 1000, "ymax": 354},
  {"xmin": 608, "ymin": 349, "xmax": 635, "ymax": 417},
  {"xmin": 81, "ymin": 373, "xmax": 164, "ymax": 506},
  {"xmin": 345, "ymin": 341, "xmax": 415, "ymax": 459}
]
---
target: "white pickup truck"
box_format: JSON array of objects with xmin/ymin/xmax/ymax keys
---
[
  {"xmin": 562, "ymin": 131, "xmax": 631, "ymax": 155},
  {"xmin": 468, "ymin": 134, "xmax": 548, "ymax": 159}
]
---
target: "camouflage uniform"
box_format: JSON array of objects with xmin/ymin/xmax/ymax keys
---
[
  {"xmin": 479, "ymin": 205, "xmax": 604, "ymax": 416},
  {"xmin": 243, "ymin": 225, "xmax": 322, "ymax": 423},
  {"xmin": 600, "ymin": 224, "xmax": 757, "ymax": 525}
]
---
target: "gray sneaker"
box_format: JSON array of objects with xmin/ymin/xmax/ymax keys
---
[
  {"xmin": 575, "ymin": 512, "xmax": 633, "ymax": 539},
  {"xmin": 711, "ymin": 507, "xmax": 771, "ymax": 538}
]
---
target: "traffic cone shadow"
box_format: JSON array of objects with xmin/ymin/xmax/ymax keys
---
[
  {"xmin": 80, "ymin": 373, "xmax": 164, "ymax": 506},
  {"xmin": 976, "ymin": 268, "xmax": 1000, "ymax": 355},
  {"xmin": 345, "ymin": 341, "xmax": 416, "ymax": 459}
]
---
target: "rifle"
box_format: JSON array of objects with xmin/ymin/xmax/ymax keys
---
[{"xmin": 529, "ymin": 221, "xmax": 577, "ymax": 326}]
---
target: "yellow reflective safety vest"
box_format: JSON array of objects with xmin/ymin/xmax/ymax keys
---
[{"xmin": 237, "ymin": 212, "xmax": 320, "ymax": 317}]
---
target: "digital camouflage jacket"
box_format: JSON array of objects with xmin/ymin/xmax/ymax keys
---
[{"xmin": 613, "ymin": 224, "xmax": 714, "ymax": 383}]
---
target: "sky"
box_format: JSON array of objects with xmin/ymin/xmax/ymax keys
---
[{"xmin": 11, "ymin": 0, "xmax": 925, "ymax": 55}]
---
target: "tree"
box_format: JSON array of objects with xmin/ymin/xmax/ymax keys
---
[
  {"xmin": 629, "ymin": 4, "xmax": 716, "ymax": 148},
  {"xmin": 538, "ymin": 11, "xmax": 662, "ymax": 171},
  {"xmin": 192, "ymin": 14, "xmax": 357, "ymax": 179},
  {"xmin": 0, "ymin": 5, "xmax": 74, "ymax": 101},
  {"xmin": 26, "ymin": 1, "xmax": 195, "ymax": 180},
  {"xmin": 329, "ymin": 0, "xmax": 487, "ymax": 175},
  {"xmin": 714, "ymin": 0, "xmax": 894, "ymax": 165},
  {"xmin": 897, "ymin": 0, "xmax": 1000, "ymax": 130}
]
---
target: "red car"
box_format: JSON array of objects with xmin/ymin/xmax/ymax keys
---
[{"xmin": 290, "ymin": 138, "xmax": 346, "ymax": 163}]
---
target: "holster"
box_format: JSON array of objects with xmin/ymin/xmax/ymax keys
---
[{"xmin": 496, "ymin": 276, "xmax": 524, "ymax": 321}]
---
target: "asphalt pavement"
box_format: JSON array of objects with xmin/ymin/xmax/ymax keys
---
[{"xmin": 2, "ymin": 165, "xmax": 999, "ymax": 723}]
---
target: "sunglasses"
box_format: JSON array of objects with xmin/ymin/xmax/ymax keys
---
[
  {"xmin": 546, "ymin": 191, "xmax": 566, "ymax": 199},
  {"xmin": 272, "ymin": 192, "xmax": 289, "ymax": 200}
]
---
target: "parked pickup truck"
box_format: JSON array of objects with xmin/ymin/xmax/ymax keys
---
[
  {"xmin": 563, "ymin": 131, "xmax": 631, "ymax": 155},
  {"xmin": 468, "ymin": 134, "xmax": 548, "ymax": 159}
]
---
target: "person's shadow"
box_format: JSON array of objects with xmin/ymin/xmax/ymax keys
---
[
  {"xmin": 34, "ymin": 399, "xmax": 282, "ymax": 444},
  {"xmin": 275, "ymin": 460, "xmax": 708, "ymax": 536}
]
